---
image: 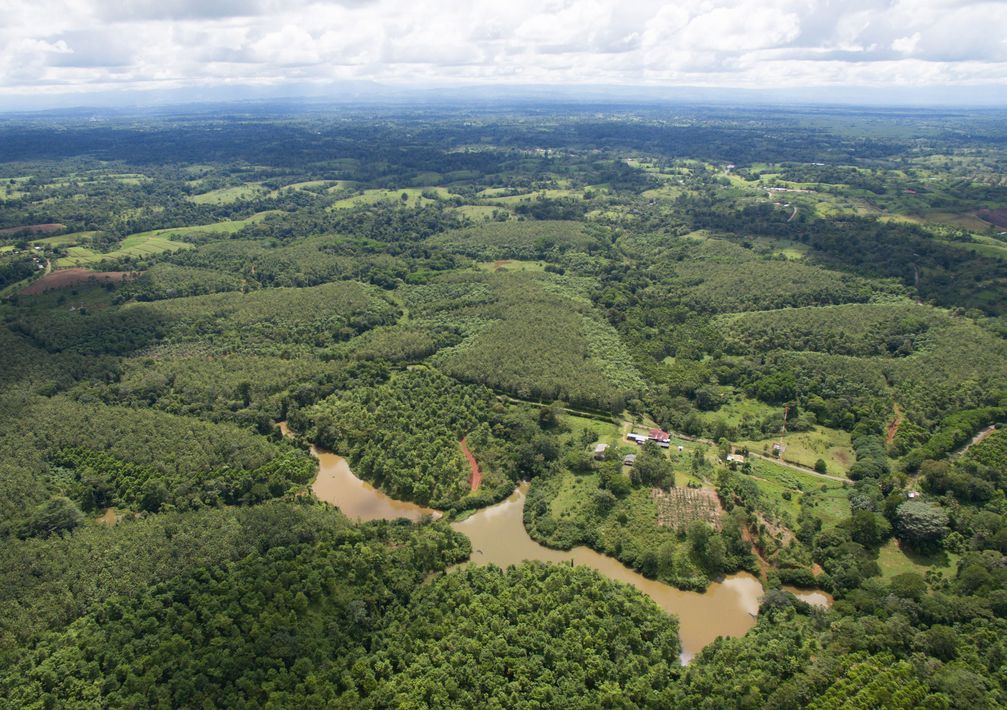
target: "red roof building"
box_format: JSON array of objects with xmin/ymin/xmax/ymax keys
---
[{"xmin": 648, "ymin": 428, "xmax": 670, "ymax": 443}]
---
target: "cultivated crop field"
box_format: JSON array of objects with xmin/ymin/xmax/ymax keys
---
[{"xmin": 653, "ymin": 488, "xmax": 723, "ymax": 530}]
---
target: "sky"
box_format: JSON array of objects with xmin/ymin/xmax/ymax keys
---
[{"xmin": 1, "ymin": 0, "xmax": 1006, "ymax": 107}]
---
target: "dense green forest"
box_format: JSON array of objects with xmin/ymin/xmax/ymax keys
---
[{"xmin": 1, "ymin": 103, "xmax": 1006, "ymax": 707}]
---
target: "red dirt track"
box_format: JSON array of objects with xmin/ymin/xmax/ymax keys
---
[{"xmin": 460, "ymin": 437, "xmax": 481, "ymax": 492}]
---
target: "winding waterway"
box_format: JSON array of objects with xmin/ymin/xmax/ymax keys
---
[
  {"xmin": 283, "ymin": 422, "xmax": 828, "ymax": 662},
  {"xmin": 451, "ymin": 484, "xmax": 762, "ymax": 662},
  {"xmin": 279, "ymin": 422, "xmax": 437, "ymax": 522}
]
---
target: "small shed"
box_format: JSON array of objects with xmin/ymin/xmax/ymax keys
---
[
  {"xmin": 623, "ymin": 454, "xmax": 637, "ymax": 466},
  {"xmin": 593, "ymin": 443, "xmax": 609, "ymax": 460}
]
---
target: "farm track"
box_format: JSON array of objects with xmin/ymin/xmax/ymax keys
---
[
  {"xmin": 953, "ymin": 425, "xmax": 998, "ymax": 457},
  {"xmin": 460, "ymin": 437, "xmax": 481, "ymax": 492},
  {"xmin": 886, "ymin": 404, "xmax": 904, "ymax": 447}
]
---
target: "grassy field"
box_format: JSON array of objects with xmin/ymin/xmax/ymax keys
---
[
  {"xmin": 876, "ymin": 539, "xmax": 959, "ymax": 580},
  {"xmin": 482, "ymin": 188, "xmax": 583, "ymax": 206},
  {"xmin": 57, "ymin": 234, "xmax": 193, "ymax": 266},
  {"xmin": 474, "ymin": 259, "xmax": 548, "ymax": 273},
  {"xmin": 452, "ymin": 205, "xmax": 508, "ymax": 220},
  {"xmin": 741, "ymin": 457, "xmax": 849, "ymax": 528},
  {"xmin": 189, "ymin": 184, "xmax": 268, "ymax": 204},
  {"xmin": 54, "ymin": 214, "xmax": 277, "ymax": 266},
  {"xmin": 330, "ymin": 187, "xmax": 451, "ymax": 209},
  {"xmin": 272, "ymin": 180, "xmax": 331, "ymax": 193},
  {"xmin": 562, "ymin": 411, "xmax": 624, "ymax": 448},
  {"xmin": 32, "ymin": 231, "xmax": 98, "ymax": 247},
  {"xmin": 0, "ymin": 177, "xmax": 30, "ymax": 199},
  {"xmin": 699, "ymin": 395, "xmax": 778, "ymax": 429},
  {"xmin": 941, "ymin": 234, "xmax": 1007, "ymax": 259},
  {"xmin": 742, "ymin": 426, "xmax": 854, "ymax": 476}
]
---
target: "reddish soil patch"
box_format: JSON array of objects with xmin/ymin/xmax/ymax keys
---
[
  {"xmin": 460, "ymin": 437, "xmax": 481, "ymax": 492},
  {"xmin": 976, "ymin": 208, "xmax": 1007, "ymax": 229},
  {"xmin": 0, "ymin": 223, "xmax": 65, "ymax": 236},
  {"xmin": 19, "ymin": 268, "xmax": 136, "ymax": 296},
  {"xmin": 493, "ymin": 259, "xmax": 512, "ymax": 270},
  {"xmin": 886, "ymin": 405, "xmax": 904, "ymax": 447},
  {"xmin": 811, "ymin": 563, "xmax": 824, "ymax": 577}
]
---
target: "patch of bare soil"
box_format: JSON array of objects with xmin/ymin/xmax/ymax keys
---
[
  {"xmin": 19, "ymin": 268, "xmax": 137, "ymax": 295},
  {"xmin": 976, "ymin": 208, "xmax": 1007, "ymax": 228},
  {"xmin": 0, "ymin": 223, "xmax": 65, "ymax": 236}
]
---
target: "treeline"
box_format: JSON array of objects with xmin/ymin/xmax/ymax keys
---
[{"xmin": 0, "ymin": 254, "xmax": 37, "ymax": 289}]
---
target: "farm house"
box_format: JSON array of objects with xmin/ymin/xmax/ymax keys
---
[{"xmin": 648, "ymin": 428, "xmax": 671, "ymax": 443}]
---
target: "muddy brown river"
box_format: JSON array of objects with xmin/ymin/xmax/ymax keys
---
[
  {"xmin": 451, "ymin": 484, "xmax": 763, "ymax": 662},
  {"xmin": 282, "ymin": 422, "xmax": 828, "ymax": 661}
]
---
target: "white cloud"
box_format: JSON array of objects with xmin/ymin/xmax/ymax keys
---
[
  {"xmin": 0, "ymin": 0, "xmax": 1005, "ymax": 98},
  {"xmin": 892, "ymin": 32, "xmax": 922, "ymax": 55}
]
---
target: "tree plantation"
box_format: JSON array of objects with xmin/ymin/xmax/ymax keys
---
[{"xmin": 1, "ymin": 102, "xmax": 1006, "ymax": 708}]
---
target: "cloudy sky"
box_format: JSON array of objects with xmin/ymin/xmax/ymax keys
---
[{"xmin": 1, "ymin": 0, "xmax": 1006, "ymax": 104}]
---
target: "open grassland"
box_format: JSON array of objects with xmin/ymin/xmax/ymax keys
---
[
  {"xmin": 876, "ymin": 539, "xmax": 959, "ymax": 580},
  {"xmin": 452, "ymin": 205, "xmax": 508, "ymax": 220},
  {"xmin": 330, "ymin": 186, "xmax": 451, "ymax": 209},
  {"xmin": 697, "ymin": 395, "xmax": 778, "ymax": 429},
  {"xmin": 55, "ymin": 214, "xmax": 277, "ymax": 266},
  {"xmin": 745, "ymin": 458, "xmax": 849, "ymax": 528},
  {"xmin": 742, "ymin": 426, "xmax": 854, "ymax": 476},
  {"xmin": 57, "ymin": 234, "xmax": 192, "ymax": 266},
  {"xmin": 32, "ymin": 231, "xmax": 98, "ymax": 247},
  {"xmin": 474, "ymin": 259, "xmax": 548, "ymax": 273},
  {"xmin": 0, "ymin": 179, "xmax": 29, "ymax": 199},
  {"xmin": 189, "ymin": 184, "xmax": 268, "ymax": 204},
  {"xmin": 562, "ymin": 411, "xmax": 623, "ymax": 449},
  {"xmin": 481, "ymin": 188, "xmax": 584, "ymax": 205}
]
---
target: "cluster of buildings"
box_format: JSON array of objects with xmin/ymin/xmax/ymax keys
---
[
  {"xmin": 626, "ymin": 428, "xmax": 672, "ymax": 448},
  {"xmin": 593, "ymin": 428, "xmax": 683, "ymax": 468}
]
